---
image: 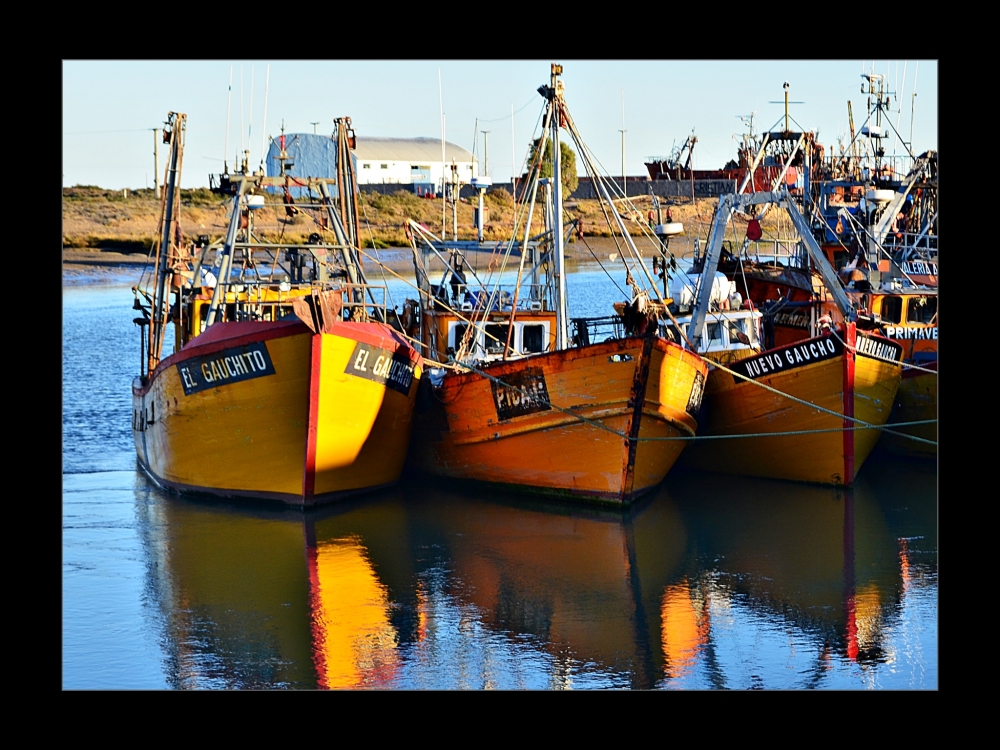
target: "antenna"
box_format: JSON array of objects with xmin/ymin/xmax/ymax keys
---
[
  {"xmin": 151, "ymin": 127, "xmax": 160, "ymax": 199},
  {"xmin": 247, "ymin": 64, "xmax": 255, "ymax": 169},
  {"xmin": 310, "ymin": 121, "xmax": 320, "ymax": 135},
  {"xmin": 482, "ymin": 130, "xmax": 490, "ymax": 176},
  {"xmin": 620, "ymin": 89, "xmax": 626, "ymax": 198},
  {"xmin": 239, "ymin": 65, "xmax": 245, "ymax": 172},
  {"xmin": 439, "ymin": 68, "xmax": 446, "ymax": 237},
  {"xmin": 511, "ymin": 102, "xmax": 516, "ymax": 194},
  {"xmin": 768, "ymin": 82, "xmax": 804, "ymax": 132},
  {"xmin": 259, "ymin": 63, "xmax": 270, "ymax": 174},
  {"xmin": 224, "ymin": 66, "xmax": 232, "ymax": 175}
]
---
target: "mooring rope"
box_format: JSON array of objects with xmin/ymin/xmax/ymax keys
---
[
  {"xmin": 440, "ymin": 349, "xmax": 936, "ymax": 447},
  {"xmin": 829, "ymin": 328, "xmax": 938, "ymax": 375}
]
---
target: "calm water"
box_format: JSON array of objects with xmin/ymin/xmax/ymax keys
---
[{"xmin": 62, "ymin": 265, "xmax": 938, "ymax": 690}]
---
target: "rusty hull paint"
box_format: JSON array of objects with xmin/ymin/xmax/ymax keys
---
[{"xmin": 408, "ymin": 336, "xmax": 707, "ymax": 505}]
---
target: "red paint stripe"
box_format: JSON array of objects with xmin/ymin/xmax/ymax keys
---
[
  {"xmin": 842, "ymin": 323, "xmax": 856, "ymax": 486},
  {"xmin": 303, "ymin": 334, "xmax": 322, "ymax": 499},
  {"xmin": 305, "ymin": 541, "xmax": 329, "ymax": 689},
  {"xmin": 139, "ymin": 320, "xmax": 311, "ymax": 392},
  {"xmin": 336, "ymin": 321, "xmax": 424, "ymax": 364},
  {"xmin": 142, "ymin": 319, "xmax": 421, "ymax": 392}
]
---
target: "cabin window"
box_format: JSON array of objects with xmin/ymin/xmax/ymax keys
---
[
  {"xmin": 727, "ymin": 317, "xmax": 751, "ymax": 345},
  {"xmin": 880, "ymin": 296, "xmax": 903, "ymax": 324},
  {"xmin": 362, "ymin": 163, "xmax": 371, "ymax": 169},
  {"xmin": 522, "ymin": 324, "xmax": 544, "ymax": 353},
  {"xmin": 707, "ymin": 322, "xmax": 723, "ymax": 343},
  {"xmin": 484, "ymin": 324, "xmax": 510, "ymax": 355},
  {"xmin": 452, "ymin": 323, "xmax": 472, "ymax": 352},
  {"xmin": 380, "ymin": 164, "xmax": 388, "ymax": 169},
  {"xmin": 906, "ymin": 296, "xmax": 937, "ymax": 324}
]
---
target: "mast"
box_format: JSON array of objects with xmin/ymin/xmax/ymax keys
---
[
  {"xmin": 148, "ymin": 111, "xmax": 186, "ymax": 375},
  {"xmin": 330, "ymin": 117, "xmax": 366, "ymax": 308},
  {"xmin": 544, "ymin": 63, "xmax": 569, "ymax": 350},
  {"xmin": 334, "ymin": 117, "xmax": 361, "ymax": 248}
]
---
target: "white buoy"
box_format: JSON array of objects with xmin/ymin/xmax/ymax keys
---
[
  {"xmin": 866, "ymin": 189, "xmax": 895, "ymax": 204},
  {"xmin": 654, "ymin": 222, "xmax": 684, "ymax": 236}
]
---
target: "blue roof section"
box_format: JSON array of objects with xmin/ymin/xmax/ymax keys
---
[{"xmin": 267, "ymin": 133, "xmax": 337, "ymax": 184}]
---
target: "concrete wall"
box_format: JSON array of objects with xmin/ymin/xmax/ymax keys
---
[
  {"xmin": 356, "ymin": 178, "xmax": 735, "ymax": 201},
  {"xmin": 569, "ymin": 177, "xmax": 736, "ymax": 200}
]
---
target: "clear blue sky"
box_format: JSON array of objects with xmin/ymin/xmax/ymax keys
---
[{"xmin": 63, "ymin": 60, "xmax": 938, "ymax": 190}]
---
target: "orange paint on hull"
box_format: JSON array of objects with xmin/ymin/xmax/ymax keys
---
[
  {"xmin": 408, "ymin": 336, "xmax": 708, "ymax": 505},
  {"xmin": 132, "ymin": 318, "xmax": 422, "ymax": 505}
]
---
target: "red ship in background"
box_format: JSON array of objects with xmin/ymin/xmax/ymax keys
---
[{"xmin": 645, "ymin": 84, "xmax": 826, "ymax": 199}]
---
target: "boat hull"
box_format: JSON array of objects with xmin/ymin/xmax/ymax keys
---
[
  {"xmin": 408, "ymin": 336, "xmax": 708, "ymax": 505},
  {"xmin": 680, "ymin": 328, "xmax": 903, "ymax": 486},
  {"xmin": 876, "ymin": 363, "xmax": 937, "ymax": 456},
  {"xmin": 132, "ymin": 318, "xmax": 422, "ymax": 506}
]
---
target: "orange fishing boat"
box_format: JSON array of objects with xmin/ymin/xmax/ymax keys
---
[
  {"xmin": 131, "ymin": 114, "xmax": 422, "ymax": 505},
  {"xmin": 661, "ymin": 189, "xmax": 903, "ymax": 486},
  {"xmin": 403, "ymin": 65, "xmax": 708, "ymax": 504}
]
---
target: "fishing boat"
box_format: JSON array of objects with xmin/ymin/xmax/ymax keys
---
[
  {"xmin": 662, "ymin": 189, "xmax": 904, "ymax": 486},
  {"xmin": 131, "ymin": 113, "xmax": 422, "ymax": 506},
  {"xmin": 403, "ymin": 65, "xmax": 709, "ymax": 505},
  {"xmin": 707, "ymin": 76, "xmax": 937, "ymax": 457},
  {"xmin": 809, "ymin": 77, "xmax": 938, "ymax": 457}
]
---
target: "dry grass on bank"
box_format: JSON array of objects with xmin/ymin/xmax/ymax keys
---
[{"xmin": 63, "ymin": 185, "xmax": 776, "ymax": 260}]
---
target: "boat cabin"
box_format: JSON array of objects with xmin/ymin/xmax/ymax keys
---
[
  {"xmin": 663, "ymin": 309, "xmax": 764, "ymax": 365},
  {"xmin": 854, "ymin": 289, "xmax": 937, "ymax": 363}
]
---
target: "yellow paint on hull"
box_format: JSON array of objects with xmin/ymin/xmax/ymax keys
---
[
  {"xmin": 681, "ymin": 344, "xmax": 901, "ymax": 486},
  {"xmin": 133, "ymin": 323, "xmax": 421, "ymax": 504},
  {"xmin": 409, "ymin": 337, "xmax": 707, "ymax": 503},
  {"xmin": 877, "ymin": 369, "xmax": 937, "ymax": 456},
  {"xmin": 312, "ymin": 334, "xmax": 419, "ymax": 496}
]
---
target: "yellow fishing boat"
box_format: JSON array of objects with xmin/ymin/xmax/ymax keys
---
[
  {"xmin": 859, "ymin": 289, "xmax": 937, "ymax": 456},
  {"xmin": 131, "ymin": 114, "xmax": 421, "ymax": 505},
  {"xmin": 678, "ymin": 323, "xmax": 903, "ymax": 485},
  {"xmin": 403, "ymin": 65, "xmax": 708, "ymax": 504},
  {"xmin": 659, "ymin": 189, "xmax": 903, "ymax": 486}
]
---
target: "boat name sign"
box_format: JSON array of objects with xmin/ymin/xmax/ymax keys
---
[
  {"xmin": 855, "ymin": 333, "xmax": 904, "ymax": 363},
  {"xmin": 346, "ymin": 341, "xmax": 416, "ymax": 395},
  {"xmin": 730, "ymin": 337, "xmax": 842, "ymax": 381},
  {"xmin": 176, "ymin": 342, "xmax": 276, "ymax": 396},
  {"xmin": 491, "ymin": 366, "xmax": 552, "ymax": 421},
  {"xmin": 883, "ymin": 325, "xmax": 937, "ymax": 340},
  {"xmin": 686, "ymin": 371, "xmax": 705, "ymax": 416},
  {"xmin": 901, "ymin": 261, "xmax": 937, "ymax": 277}
]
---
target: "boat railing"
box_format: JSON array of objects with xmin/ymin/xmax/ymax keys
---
[
  {"xmin": 441, "ymin": 283, "xmax": 552, "ymax": 313},
  {"xmin": 570, "ymin": 316, "xmax": 625, "ymax": 347},
  {"xmin": 816, "ymin": 153, "xmax": 917, "ymax": 182},
  {"xmin": 205, "ymin": 279, "xmax": 390, "ymax": 322},
  {"xmin": 743, "ymin": 239, "xmax": 810, "ymax": 270}
]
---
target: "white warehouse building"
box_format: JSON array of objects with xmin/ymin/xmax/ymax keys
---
[{"xmin": 267, "ymin": 133, "xmax": 478, "ymax": 193}]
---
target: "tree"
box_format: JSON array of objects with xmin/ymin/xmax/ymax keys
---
[{"xmin": 526, "ymin": 138, "xmax": 578, "ymax": 197}]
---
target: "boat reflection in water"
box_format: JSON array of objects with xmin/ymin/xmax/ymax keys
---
[{"xmin": 139, "ymin": 456, "xmax": 935, "ymax": 689}]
